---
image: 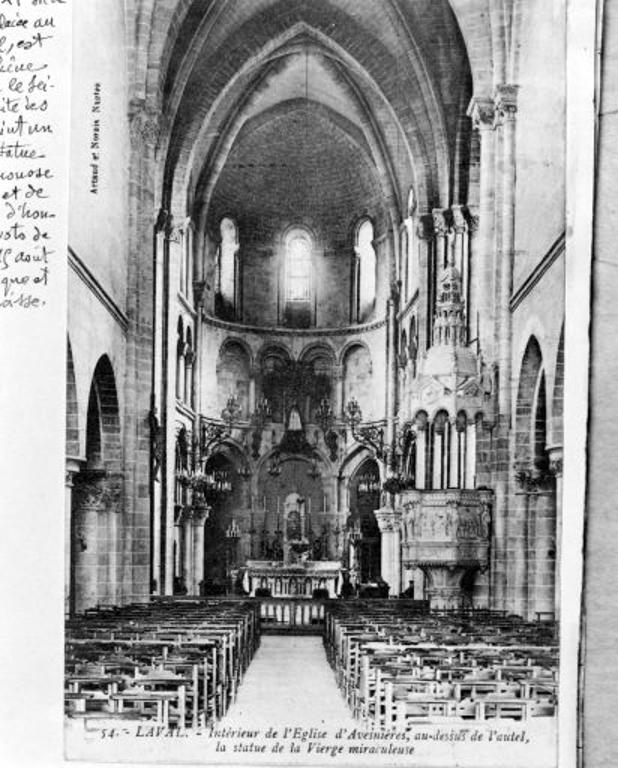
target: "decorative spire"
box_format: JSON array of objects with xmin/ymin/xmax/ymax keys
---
[{"xmin": 432, "ymin": 259, "xmax": 467, "ymax": 348}]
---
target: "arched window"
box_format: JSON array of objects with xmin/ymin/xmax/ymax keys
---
[
  {"xmin": 354, "ymin": 219, "xmax": 376, "ymax": 322},
  {"xmin": 283, "ymin": 228, "xmax": 313, "ymax": 328},
  {"xmin": 216, "ymin": 217, "xmax": 239, "ymax": 320}
]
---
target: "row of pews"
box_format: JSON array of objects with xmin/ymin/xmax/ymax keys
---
[
  {"xmin": 324, "ymin": 601, "xmax": 558, "ymax": 731},
  {"xmin": 65, "ymin": 598, "xmax": 260, "ymax": 728}
]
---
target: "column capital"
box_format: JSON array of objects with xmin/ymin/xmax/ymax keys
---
[
  {"xmin": 192, "ymin": 505, "xmax": 210, "ymax": 525},
  {"xmin": 375, "ymin": 507, "xmax": 403, "ymax": 533},
  {"xmin": 493, "ymin": 84, "xmax": 518, "ymax": 124},
  {"xmin": 180, "ymin": 506, "xmax": 194, "ymax": 524},
  {"xmin": 451, "ymin": 204, "xmax": 468, "ymax": 234},
  {"xmin": 431, "ymin": 208, "xmax": 449, "ymax": 236},
  {"xmin": 73, "ymin": 471, "xmax": 123, "ymax": 512},
  {"xmin": 513, "ymin": 461, "xmax": 552, "ymax": 493},
  {"xmin": 467, "ymin": 96, "xmax": 495, "ymax": 130}
]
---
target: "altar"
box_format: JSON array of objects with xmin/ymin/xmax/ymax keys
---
[
  {"xmin": 243, "ymin": 492, "xmax": 342, "ymax": 597},
  {"xmin": 244, "ymin": 559, "xmax": 342, "ymax": 598}
]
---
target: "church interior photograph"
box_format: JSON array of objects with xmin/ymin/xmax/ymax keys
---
[{"xmin": 64, "ymin": 0, "xmax": 565, "ymax": 750}]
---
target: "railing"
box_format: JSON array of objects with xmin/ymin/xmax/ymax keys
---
[{"xmin": 257, "ymin": 598, "xmax": 326, "ymax": 633}]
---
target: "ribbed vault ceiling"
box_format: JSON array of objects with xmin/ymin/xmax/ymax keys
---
[
  {"xmin": 143, "ymin": 0, "xmax": 474, "ymax": 220},
  {"xmin": 207, "ymin": 102, "xmax": 386, "ymax": 241}
]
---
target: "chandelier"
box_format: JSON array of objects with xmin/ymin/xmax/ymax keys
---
[
  {"xmin": 251, "ymin": 396, "xmax": 272, "ymax": 428},
  {"xmin": 357, "ymin": 471, "xmax": 380, "ymax": 494},
  {"xmin": 200, "ymin": 393, "xmax": 243, "ymax": 457},
  {"xmin": 268, "ymin": 451, "xmax": 282, "ymax": 476},
  {"xmin": 343, "ymin": 398, "xmax": 386, "ymax": 461},
  {"xmin": 182, "ymin": 468, "xmax": 233, "ymax": 502},
  {"xmin": 225, "ymin": 518, "xmax": 242, "ymax": 540},
  {"xmin": 315, "ymin": 397, "xmax": 334, "ymax": 434}
]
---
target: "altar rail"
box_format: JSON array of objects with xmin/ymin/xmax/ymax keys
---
[{"xmin": 258, "ymin": 598, "xmax": 326, "ymax": 634}]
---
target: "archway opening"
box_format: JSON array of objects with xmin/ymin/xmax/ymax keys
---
[{"xmin": 349, "ymin": 458, "xmax": 381, "ymax": 584}]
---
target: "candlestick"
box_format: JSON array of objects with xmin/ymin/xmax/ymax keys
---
[
  {"xmin": 277, "ymin": 497, "xmax": 280, "ymax": 515},
  {"xmin": 323, "ymin": 494, "xmax": 327, "ymax": 513}
]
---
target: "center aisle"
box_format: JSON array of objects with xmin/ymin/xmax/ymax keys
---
[{"xmin": 222, "ymin": 635, "xmax": 357, "ymax": 727}]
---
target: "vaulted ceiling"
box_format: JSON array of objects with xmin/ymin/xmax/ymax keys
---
[{"xmin": 134, "ymin": 0, "xmax": 480, "ymax": 229}]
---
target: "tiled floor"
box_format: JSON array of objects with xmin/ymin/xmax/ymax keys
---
[{"xmin": 222, "ymin": 635, "xmax": 357, "ymax": 727}]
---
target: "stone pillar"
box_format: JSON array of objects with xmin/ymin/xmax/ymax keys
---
[
  {"xmin": 385, "ymin": 286, "xmax": 399, "ymax": 470},
  {"xmin": 173, "ymin": 508, "xmax": 183, "ymax": 582},
  {"xmin": 248, "ymin": 374, "xmax": 256, "ymax": 415},
  {"xmin": 467, "ymin": 97, "xmax": 496, "ymax": 357},
  {"xmin": 432, "ymin": 209, "xmax": 448, "ymax": 272},
  {"xmin": 65, "ymin": 459, "xmax": 81, "ymax": 616},
  {"xmin": 164, "ymin": 220, "xmax": 184, "ymax": 595},
  {"xmin": 416, "ymin": 215, "xmax": 434, "ymax": 353},
  {"xmin": 72, "ymin": 474, "xmax": 107, "ymax": 613},
  {"xmin": 105, "ymin": 474, "xmax": 124, "ymax": 606},
  {"xmin": 122, "ymin": 102, "xmax": 159, "ymax": 605},
  {"xmin": 511, "ymin": 468, "xmax": 532, "ymax": 617},
  {"xmin": 465, "ymin": 419, "xmax": 477, "ymax": 489},
  {"xmin": 432, "ymin": 422, "xmax": 443, "ymax": 489},
  {"xmin": 548, "ymin": 446, "xmax": 563, "ymax": 618},
  {"xmin": 531, "ymin": 474, "xmax": 557, "ymax": 619},
  {"xmin": 494, "ymin": 85, "xmax": 518, "ymax": 416},
  {"xmin": 415, "ymin": 417, "xmax": 427, "ymax": 489},
  {"xmin": 192, "ymin": 505, "xmax": 209, "ymax": 595},
  {"xmin": 182, "ymin": 507, "xmax": 194, "ymax": 594},
  {"xmin": 375, "ymin": 507, "xmax": 403, "ymax": 596},
  {"xmin": 449, "ymin": 419, "xmax": 459, "ymax": 488}
]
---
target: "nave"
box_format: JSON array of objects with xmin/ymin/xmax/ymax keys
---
[{"xmin": 221, "ymin": 636, "xmax": 356, "ymax": 728}]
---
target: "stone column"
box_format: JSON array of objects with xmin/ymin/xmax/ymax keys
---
[
  {"xmin": 122, "ymin": 102, "xmax": 159, "ymax": 604},
  {"xmin": 192, "ymin": 505, "xmax": 209, "ymax": 595},
  {"xmin": 494, "ymin": 85, "xmax": 518, "ymax": 416},
  {"xmin": 548, "ymin": 446, "xmax": 563, "ymax": 618},
  {"xmin": 72, "ymin": 474, "xmax": 107, "ymax": 613},
  {"xmin": 248, "ymin": 374, "xmax": 256, "ymax": 415},
  {"xmin": 375, "ymin": 507, "xmax": 403, "ymax": 597},
  {"xmin": 465, "ymin": 419, "xmax": 477, "ymax": 489},
  {"xmin": 164, "ymin": 219, "xmax": 184, "ymax": 595},
  {"xmin": 511, "ymin": 468, "xmax": 532, "ymax": 617},
  {"xmin": 415, "ymin": 416, "xmax": 427, "ymax": 489},
  {"xmin": 104, "ymin": 473, "xmax": 124, "ymax": 606},
  {"xmin": 432, "ymin": 209, "xmax": 448, "ymax": 272},
  {"xmin": 65, "ymin": 459, "xmax": 81, "ymax": 616},
  {"xmin": 531, "ymin": 473, "xmax": 557, "ymax": 619},
  {"xmin": 385, "ymin": 284, "xmax": 399, "ymax": 470},
  {"xmin": 467, "ymin": 97, "xmax": 496, "ymax": 357},
  {"xmin": 416, "ymin": 215, "xmax": 434, "ymax": 353},
  {"xmin": 449, "ymin": 419, "xmax": 459, "ymax": 488},
  {"xmin": 433, "ymin": 422, "xmax": 443, "ymax": 489},
  {"xmin": 182, "ymin": 507, "xmax": 194, "ymax": 594},
  {"xmin": 152, "ymin": 214, "xmax": 166, "ymax": 596}
]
